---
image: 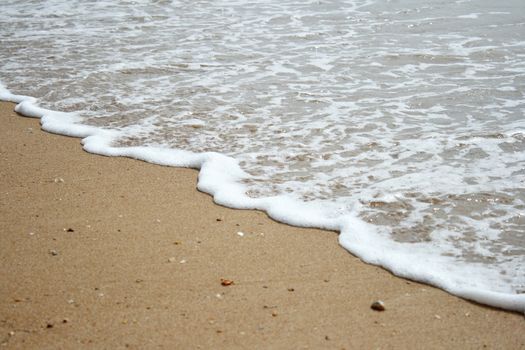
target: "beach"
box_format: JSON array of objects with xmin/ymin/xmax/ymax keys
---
[{"xmin": 0, "ymin": 100, "xmax": 523, "ymax": 348}]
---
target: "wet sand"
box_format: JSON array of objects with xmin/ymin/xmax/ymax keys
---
[{"xmin": 0, "ymin": 101, "xmax": 523, "ymax": 349}]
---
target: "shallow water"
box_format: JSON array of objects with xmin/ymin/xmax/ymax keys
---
[{"xmin": 1, "ymin": 0, "xmax": 524, "ymax": 310}]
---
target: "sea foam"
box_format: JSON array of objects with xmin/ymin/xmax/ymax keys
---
[{"xmin": 1, "ymin": 82, "xmax": 524, "ymax": 313}]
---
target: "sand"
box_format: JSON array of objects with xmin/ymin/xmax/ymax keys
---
[{"xmin": 0, "ymin": 101, "xmax": 523, "ymax": 349}]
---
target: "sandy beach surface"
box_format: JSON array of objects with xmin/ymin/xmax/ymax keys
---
[{"xmin": 0, "ymin": 100, "xmax": 523, "ymax": 349}]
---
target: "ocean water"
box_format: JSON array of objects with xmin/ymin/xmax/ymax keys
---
[{"xmin": 1, "ymin": 0, "xmax": 524, "ymax": 312}]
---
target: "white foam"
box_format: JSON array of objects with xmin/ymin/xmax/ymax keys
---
[
  {"xmin": 457, "ymin": 13, "xmax": 480, "ymax": 19},
  {"xmin": 2, "ymin": 84, "xmax": 524, "ymax": 313}
]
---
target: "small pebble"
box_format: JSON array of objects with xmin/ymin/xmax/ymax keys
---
[
  {"xmin": 371, "ymin": 300, "xmax": 385, "ymax": 311},
  {"xmin": 46, "ymin": 323, "xmax": 54, "ymax": 329},
  {"xmin": 179, "ymin": 259, "xmax": 187, "ymax": 264},
  {"xmin": 168, "ymin": 257, "xmax": 176, "ymax": 263},
  {"xmin": 287, "ymin": 288, "xmax": 295, "ymax": 292},
  {"xmin": 49, "ymin": 249, "xmax": 58, "ymax": 256},
  {"xmin": 221, "ymin": 279, "xmax": 234, "ymax": 286},
  {"xmin": 271, "ymin": 311, "xmax": 278, "ymax": 317},
  {"xmin": 66, "ymin": 228, "xmax": 74, "ymax": 232},
  {"xmin": 236, "ymin": 231, "xmax": 244, "ymax": 237}
]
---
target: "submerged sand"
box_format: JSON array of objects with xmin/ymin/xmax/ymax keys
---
[{"xmin": 0, "ymin": 101, "xmax": 523, "ymax": 349}]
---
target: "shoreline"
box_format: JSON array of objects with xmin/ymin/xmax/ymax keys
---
[{"xmin": 0, "ymin": 100, "xmax": 523, "ymax": 348}]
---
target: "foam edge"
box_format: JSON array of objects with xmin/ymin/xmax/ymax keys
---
[{"xmin": 1, "ymin": 83, "xmax": 524, "ymax": 315}]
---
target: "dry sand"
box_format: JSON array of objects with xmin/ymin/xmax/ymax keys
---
[{"xmin": 0, "ymin": 101, "xmax": 523, "ymax": 349}]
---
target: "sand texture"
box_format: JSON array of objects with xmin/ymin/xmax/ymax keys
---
[{"xmin": 0, "ymin": 101, "xmax": 524, "ymax": 349}]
